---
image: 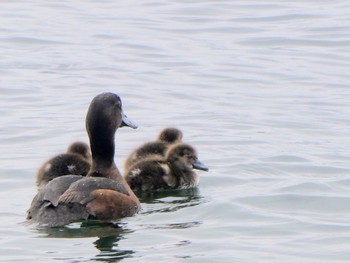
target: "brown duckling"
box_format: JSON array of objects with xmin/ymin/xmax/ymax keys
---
[
  {"xmin": 67, "ymin": 141, "xmax": 91, "ymax": 160},
  {"xmin": 36, "ymin": 142, "xmax": 91, "ymax": 190},
  {"xmin": 27, "ymin": 92, "xmax": 140, "ymax": 227},
  {"xmin": 124, "ymin": 127, "xmax": 183, "ymax": 171},
  {"xmin": 125, "ymin": 143, "xmax": 208, "ymax": 193}
]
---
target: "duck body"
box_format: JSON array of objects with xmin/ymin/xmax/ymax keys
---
[
  {"xmin": 27, "ymin": 93, "xmax": 140, "ymax": 227},
  {"xmin": 36, "ymin": 142, "xmax": 91, "ymax": 189},
  {"xmin": 125, "ymin": 143, "xmax": 208, "ymax": 193},
  {"xmin": 28, "ymin": 175, "xmax": 138, "ymax": 227},
  {"xmin": 124, "ymin": 127, "xmax": 183, "ymax": 171}
]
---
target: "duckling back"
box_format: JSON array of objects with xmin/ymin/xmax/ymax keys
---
[
  {"xmin": 36, "ymin": 142, "xmax": 91, "ymax": 189},
  {"xmin": 124, "ymin": 127, "xmax": 183, "ymax": 171},
  {"xmin": 125, "ymin": 157, "xmax": 170, "ymax": 192}
]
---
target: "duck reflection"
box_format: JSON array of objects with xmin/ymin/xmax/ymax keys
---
[
  {"xmin": 93, "ymin": 234, "xmax": 134, "ymax": 262},
  {"xmin": 34, "ymin": 221, "xmax": 134, "ymax": 261}
]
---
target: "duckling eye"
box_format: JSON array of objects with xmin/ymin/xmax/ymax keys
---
[{"xmin": 187, "ymin": 155, "xmax": 195, "ymax": 161}]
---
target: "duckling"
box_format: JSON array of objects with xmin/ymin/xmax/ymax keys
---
[
  {"xmin": 124, "ymin": 127, "xmax": 183, "ymax": 171},
  {"xmin": 125, "ymin": 143, "xmax": 208, "ymax": 192},
  {"xmin": 36, "ymin": 142, "xmax": 91, "ymax": 190},
  {"xmin": 67, "ymin": 141, "xmax": 91, "ymax": 160},
  {"xmin": 158, "ymin": 127, "xmax": 183, "ymax": 144},
  {"xmin": 27, "ymin": 92, "xmax": 140, "ymax": 227}
]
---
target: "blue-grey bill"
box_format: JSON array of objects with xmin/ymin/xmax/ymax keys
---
[
  {"xmin": 121, "ymin": 112, "xmax": 138, "ymax": 129},
  {"xmin": 193, "ymin": 159, "xmax": 209, "ymax": 171}
]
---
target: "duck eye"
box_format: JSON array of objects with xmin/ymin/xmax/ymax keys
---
[{"xmin": 114, "ymin": 101, "xmax": 121, "ymax": 109}]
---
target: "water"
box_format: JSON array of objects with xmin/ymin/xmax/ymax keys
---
[{"xmin": 1, "ymin": 0, "xmax": 350, "ymax": 262}]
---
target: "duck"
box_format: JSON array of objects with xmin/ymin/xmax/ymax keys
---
[
  {"xmin": 124, "ymin": 127, "xmax": 183, "ymax": 171},
  {"xmin": 125, "ymin": 143, "xmax": 208, "ymax": 193},
  {"xmin": 27, "ymin": 92, "xmax": 140, "ymax": 227},
  {"xmin": 36, "ymin": 142, "xmax": 91, "ymax": 190}
]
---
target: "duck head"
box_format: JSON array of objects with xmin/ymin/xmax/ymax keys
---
[{"xmin": 86, "ymin": 92, "xmax": 137, "ymax": 164}]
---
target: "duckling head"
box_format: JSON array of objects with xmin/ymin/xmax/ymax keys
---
[
  {"xmin": 67, "ymin": 142, "xmax": 91, "ymax": 160},
  {"xmin": 158, "ymin": 128, "xmax": 183, "ymax": 144},
  {"xmin": 166, "ymin": 143, "xmax": 208, "ymax": 172}
]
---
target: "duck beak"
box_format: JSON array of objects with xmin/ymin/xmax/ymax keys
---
[
  {"xmin": 121, "ymin": 112, "xmax": 138, "ymax": 129},
  {"xmin": 192, "ymin": 159, "xmax": 209, "ymax": 171}
]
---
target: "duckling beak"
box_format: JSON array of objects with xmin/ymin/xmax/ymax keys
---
[
  {"xmin": 192, "ymin": 159, "xmax": 209, "ymax": 171},
  {"xmin": 121, "ymin": 112, "xmax": 138, "ymax": 129}
]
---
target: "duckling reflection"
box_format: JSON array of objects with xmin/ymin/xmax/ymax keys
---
[
  {"xmin": 139, "ymin": 187, "xmax": 204, "ymax": 215},
  {"xmin": 137, "ymin": 188, "xmax": 203, "ymax": 232}
]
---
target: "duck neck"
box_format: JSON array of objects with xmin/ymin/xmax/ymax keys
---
[
  {"xmin": 91, "ymin": 136, "xmax": 115, "ymax": 164},
  {"xmin": 88, "ymin": 132, "xmax": 117, "ymax": 179}
]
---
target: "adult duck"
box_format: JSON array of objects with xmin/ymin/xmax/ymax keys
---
[
  {"xmin": 36, "ymin": 142, "xmax": 91, "ymax": 190},
  {"xmin": 124, "ymin": 127, "xmax": 183, "ymax": 171},
  {"xmin": 125, "ymin": 143, "xmax": 208, "ymax": 193},
  {"xmin": 27, "ymin": 92, "xmax": 140, "ymax": 227}
]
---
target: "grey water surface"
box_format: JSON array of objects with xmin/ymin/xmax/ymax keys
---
[{"xmin": 1, "ymin": 1, "xmax": 350, "ymax": 262}]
